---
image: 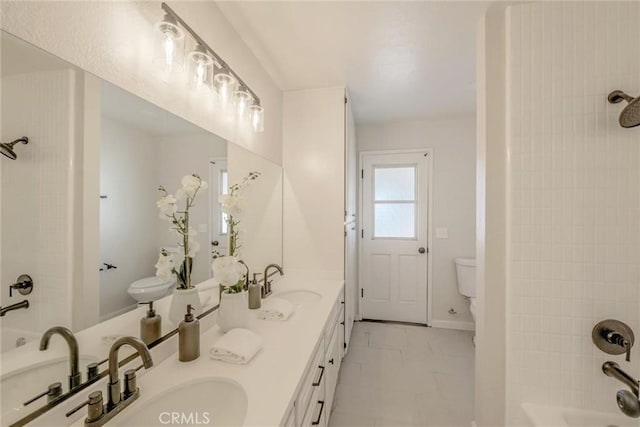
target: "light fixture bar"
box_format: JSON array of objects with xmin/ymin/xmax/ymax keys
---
[{"xmin": 160, "ymin": 2, "xmax": 261, "ymax": 106}]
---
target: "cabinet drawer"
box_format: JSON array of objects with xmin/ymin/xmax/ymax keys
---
[
  {"xmin": 301, "ymin": 387, "xmax": 326, "ymax": 427},
  {"xmin": 324, "ymin": 321, "xmax": 341, "ymax": 418},
  {"xmin": 296, "ymin": 337, "xmax": 325, "ymax": 425}
]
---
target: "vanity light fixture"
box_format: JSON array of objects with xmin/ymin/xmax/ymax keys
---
[
  {"xmin": 153, "ymin": 12, "xmax": 184, "ymax": 73},
  {"xmin": 233, "ymin": 90, "xmax": 253, "ymax": 119},
  {"xmin": 213, "ymin": 72, "xmax": 237, "ymax": 109},
  {"xmin": 153, "ymin": 3, "xmax": 264, "ymax": 132},
  {"xmin": 187, "ymin": 44, "xmax": 214, "ymax": 90},
  {"xmin": 248, "ymin": 105, "xmax": 264, "ymax": 133}
]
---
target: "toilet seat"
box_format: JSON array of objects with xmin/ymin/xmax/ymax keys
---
[{"xmin": 128, "ymin": 276, "xmax": 176, "ymax": 302}]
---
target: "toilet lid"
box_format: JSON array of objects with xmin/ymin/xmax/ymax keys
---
[{"xmin": 130, "ymin": 276, "xmax": 175, "ymax": 290}]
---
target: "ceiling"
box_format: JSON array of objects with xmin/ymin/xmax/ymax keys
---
[{"xmin": 217, "ymin": 1, "xmax": 491, "ymax": 124}]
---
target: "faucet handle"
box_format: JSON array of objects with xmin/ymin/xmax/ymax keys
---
[
  {"xmin": 123, "ymin": 369, "xmax": 137, "ymax": 398},
  {"xmin": 66, "ymin": 391, "xmax": 104, "ymax": 421},
  {"xmin": 593, "ymin": 319, "xmax": 635, "ymax": 361},
  {"xmin": 624, "ymin": 340, "xmax": 632, "ymax": 363},
  {"xmin": 9, "ymin": 275, "xmax": 33, "ymax": 297}
]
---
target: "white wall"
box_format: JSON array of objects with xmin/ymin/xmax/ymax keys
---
[
  {"xmin": 357, "ymin": 117, "xmax": 477, "ymax": 327},
  {"xmin": 228, "ymin": 143, "xmax": 283, "ymax": 274},
  {"xmin": 475, "ymin": 4, "xmax": 509, "ymax": 425},
  {"xmin": 155, "ymin": 133, "xmax": 227, "ymax": 286},
  {"xmin": 100, "ymin": 118, "xmax": 158, "ymax": 319},
  {"xmin": 0, "ymin": 1, "xmax": 283, "ymax": 166},
  {"xmin": 504, "ymin": 2, "xmax": 640, "ymax": 423},
  {"xmin": 283, "ymin": 87, "xmax": 346, "ymax": 278},
  {"xmin": 0, "ymin": 70, "xmax": 76, "ymax": 334}
]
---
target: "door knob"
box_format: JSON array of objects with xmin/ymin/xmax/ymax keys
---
[
  {"xmin": 212, "ymin": 240, "xmax": 219, "ymax": 246},
  {"xmin": 418, "ymin": 247, "xmax": 426, "ymax": 254}
]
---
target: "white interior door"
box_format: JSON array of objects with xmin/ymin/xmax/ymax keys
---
[
  {"xmin": 209, "ymin": 158, "xmax": 228, "ymax": 271},
  {"xmin": 360, "ymin": 151, "xmax": 430, "ymax": 324}
]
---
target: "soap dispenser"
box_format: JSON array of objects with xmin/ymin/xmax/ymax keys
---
[
  {"xmin": 179, "ymin": 304, "xmax": 200, "ymax": 362},
  {"xmin": 140, "ymin": 301, "xmax": 161, "ymax": 345},
  {"xmin": 248, "ymin": 273, "xmax": 262, "ymax": 309}
]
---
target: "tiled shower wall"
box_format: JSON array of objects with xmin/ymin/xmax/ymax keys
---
[
  {"xmin": 506, "ymin": 2, "xmax": 640, "ymax": 423},
  {"xmin": 0, "ymin": 70, "xmax": 75, "ymax": 338}
]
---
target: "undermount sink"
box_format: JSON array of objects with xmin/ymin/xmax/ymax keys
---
[
  {"xmin": 1, "ymin": 355, "xmax": 97, "ymax": 423},
  {"xmin": 114, "ymin": 378, "xmax": 247, "ymax": 426},
  {"xmin": 274, "ymin": 289, "xmax": 322, "ymax": 306}
]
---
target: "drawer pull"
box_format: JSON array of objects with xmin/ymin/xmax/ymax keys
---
[
  {"xmin": 329, "ymin": 358, "xmax": 334, "ymax": 365},
  {"xmin": 311, "ymin": 400, "xmax": 325, "ymax": 425},
  {"xmin": 312, "ymin": 366, "xmax": 325, "ymax": 386}
]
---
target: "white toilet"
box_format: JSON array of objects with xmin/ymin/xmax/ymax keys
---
[
  {"xmin": 454, "ymin": 258, "xmax": 476, "ymax": 322},
  {"xmin": 127, "ymin": 247, "xmax": 178, "ymax": 303}
]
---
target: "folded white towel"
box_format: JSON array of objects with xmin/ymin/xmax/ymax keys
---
[
  {"xmin": 256, "ymin": 297, "xmax": 294, "ymax": 321},
  {"xmin": 209, "ymin": 328, "xmax": 263, "ymax": 364}
]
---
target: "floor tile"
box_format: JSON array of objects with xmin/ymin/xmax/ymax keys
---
[
  {"xmin": 329, "ymin": 321, "xmax": 475, "ymax": 427},
  {"xmin": 337, "ymin": 361, "xmax": 362, "ymax": 386},
  {"xmin": 328, "ymin": 410, "xmax": 377, "ymax": 427}
]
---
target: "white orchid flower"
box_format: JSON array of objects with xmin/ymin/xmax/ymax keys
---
[
  {"xmin": 156, "ymin": 194, "xmax": 177, "ymax": 219},
  {"xmin": 155, "ymin": 252, "xmax": 176, "ymax": 281},
  {"xmin": 181, "ymin": 174, "xmax": 208, "ymax": 198},
  {"xmin": 219, "ymin": 194, "xmax": 243, "ymax": 216},
  {"xmin": 211, "ymin": 256, "xmax": 244, "ymax": 287}
]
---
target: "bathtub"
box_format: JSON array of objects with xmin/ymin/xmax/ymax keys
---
[
  {"xmin": 522, "ymin": 403, "xmax": 637, "ymax": 427},
  {"xmin": 0, "ymin": 328, "xmax": 39, "ymax": 353}
]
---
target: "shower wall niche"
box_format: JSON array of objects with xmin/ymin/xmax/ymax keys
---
[{"xmin": 0, "ymin": 65, "xmax": 78, "ymax": 347}]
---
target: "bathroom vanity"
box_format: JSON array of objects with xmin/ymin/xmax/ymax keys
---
[{"xmin": 25, "ymin": 277, "xmax": 345, "ymax": 427}]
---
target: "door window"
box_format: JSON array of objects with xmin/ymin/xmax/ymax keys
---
[{"xmin": 372, "ymin": 165, "xmax": 417, "ymax": 239}]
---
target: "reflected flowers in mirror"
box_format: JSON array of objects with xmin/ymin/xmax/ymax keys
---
[{"xmin": 156, "ymin": 174, "xmax": 208, "ymax": 289}]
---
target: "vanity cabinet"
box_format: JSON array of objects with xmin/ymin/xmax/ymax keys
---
[{"xmin": 293, "ymin": 287, "xmax": 345, "ymax": 427}]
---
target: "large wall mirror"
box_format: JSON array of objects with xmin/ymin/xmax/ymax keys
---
[{"xmin": 0, "ymin": 30, "xmax": 283, "ymax": 425}]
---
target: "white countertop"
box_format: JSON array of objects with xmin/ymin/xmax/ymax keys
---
[{"xmin": 36, "ymin": 276, "xmax": 343, "ymax": 427}]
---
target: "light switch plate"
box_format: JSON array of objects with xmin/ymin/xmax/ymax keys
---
[{"xmin": 436, "ymin": 227, "xmax": 449, "ymax": 239}]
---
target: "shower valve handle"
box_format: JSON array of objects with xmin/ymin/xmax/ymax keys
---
[
  {"xmin": 9, "ymin": 275, "xmax": 33, "ymax": 297},
  {"xmin": 608, "ymin": 332, "xmax": 633, "ymax": 362}
]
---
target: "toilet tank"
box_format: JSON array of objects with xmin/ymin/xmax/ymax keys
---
[{"xmin": 454, "ymin": 258, "xmax": 476, "ymax": 298}]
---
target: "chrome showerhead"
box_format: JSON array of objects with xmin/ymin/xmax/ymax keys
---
[
  {"xmin": 0, "ymin": 137, "xmax": 29, "ymax": 160},
  {"xmin": 608, "ymin": 90, "xmax": 640, "ymax": 128}
]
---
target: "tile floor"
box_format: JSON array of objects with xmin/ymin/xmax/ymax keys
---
[{"xmin": 328, "ymin": 321, "xmax": 475, "ymax": 427}]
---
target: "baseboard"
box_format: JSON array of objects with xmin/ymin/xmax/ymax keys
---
[{"xmin": 429, "ymin": 319, "xmax": 475, "ymax": 331}]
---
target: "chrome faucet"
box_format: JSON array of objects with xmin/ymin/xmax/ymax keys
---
[
  {"xmin": 602, "ymin": 361, "xmax": 640, "ymax": 418},
  {"xmin": 603, "ymin": 361, "xmax": 639, "ymax": 397},
  {"xmin": 0, "ymin": 299, "xmax": 29, "ymax": 317},
  {"xmin": 69, "ymin": 336, "xmax": 153, "ymax": 427},
  {"xmin": 262, "ymin": 263, "xmax": 283, "ymax": 298},
  {"xmin": 40, "ymin": 326, "xmax": 81, "ymax": 390},
  {"xmin": 107, "ymin": 336, "xmax": 153, "ymax": 409}
]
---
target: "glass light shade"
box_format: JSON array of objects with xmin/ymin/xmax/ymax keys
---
[
  {"xmin": 186, "ymin": 44, "xmax": 214, "ymax": 91},
  {"xmin": 248, "ymin": 104, "xmax": 264, "ymax": 132},
  {"xmin": 213, "ymin": 72, "xmax": 237, "ymax": 109},
  {"xmin": 153, "ymin": 14, "xmax": 184, "ymax": 74},
  {"xmin": 233, "ymin": 90, "xmax": 253, "ymax": 119}
]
